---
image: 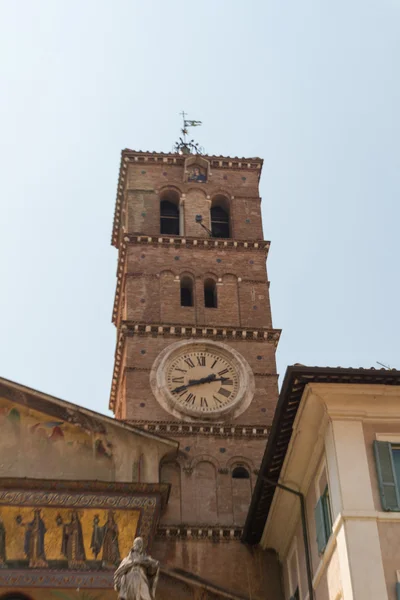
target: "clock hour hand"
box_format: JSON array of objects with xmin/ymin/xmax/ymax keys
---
[
  {"xmin": 172, "ymin": 374, "xmax": 216, "ymax": 394},
  {"xmin": 171, "ymin": 374, "xmax": 229, "ymax": 394}
]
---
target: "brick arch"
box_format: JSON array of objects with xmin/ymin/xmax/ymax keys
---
[
  {"xmin": 159, "ymin": 269, "xmax": 176, "ymax": 278},
  {"xmin": 210, "ymin": 188, "xmax": 232, "ymax": 202},
  {"xmin": 203, "ymin": 271, "xmax": 218, "ymax": 281},
  {"xmin": 189, "ymin": 453, "xmax": 220, "ymax": 471},
  {"xmin": 186, "ymin": 185, "xmax": 209, "ymax": 197},
  {"xmin": 158, "ymin": 184, "xmax": 183, "ymax": 197},
  {"xmin": 221, "ymin": 272, "xmax": 238, "ymax": 279},
  {"xmin": 179, "ymin": 269, "xmax": 196, "ymax": 279},
  {"xmin": 226, "ymin": 455, "xmax": 254, "ymax": 471}
]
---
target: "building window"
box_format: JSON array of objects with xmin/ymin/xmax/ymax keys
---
[
  {"xmin": 210, "ymin": 197, "xmax": 230, "ymax": 238},
  {"xmin": 314, "ymin": 485, "xmax": 332, "ymax": 555},
  {"xmin": 204, "ymin": 279, "xmax": 217, "ymax": 308},
  {"xmin": 232, "ymin": 466, "xmax": 250, "ymax": 479},
  {"xmin": 160, "ymin": 192, "xmax": 180, "ymax": 235},
  {"xmin": 180, "ymin": 277, "xmax": 193, "ymax": 307},
  {"xmin": 287, "ymin": 539, "xmax": 302, "ymax": 600},
  {"xmin": 374, "ymin": 440, "xmax": 400, "ymax": 510}
]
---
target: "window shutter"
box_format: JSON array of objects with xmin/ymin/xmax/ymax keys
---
[
  {"xmin": 374, "ymin": 440, "xmax": 400, "ymax": 511},
  {"xmin": 314, "ymin": 496, "xmax": 328, "ymax": 554},
  {"xmin": 396, "ymin": 582, "xmax": 400, "ymax": 600}
]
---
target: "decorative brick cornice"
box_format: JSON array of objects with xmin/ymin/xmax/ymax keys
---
[
  {"xmin": 156, "ymin": 525, "xmax": 243, "ymax": 542},
  {"xmin": 112, "ymin": 235, "xmax": 271, "ymax": 323},
  {"xmin": 109, "ymin": 325, "xmax": 280, "ymax": 410},
  {"xmin": 125, "ymin": 420, "xmax": 270, "ymax": 439},
  {"xmin": 112, "ymin": 150, "xmax": 264, "ymax": 247}
]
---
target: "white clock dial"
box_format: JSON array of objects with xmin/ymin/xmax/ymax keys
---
[
  {"xmin": 166, "ymin": 350, "xmax": 239, "ymax": 414},
  {"xmin": 150, "ymin": 339, "xmax": 255, "ymax": 421}
]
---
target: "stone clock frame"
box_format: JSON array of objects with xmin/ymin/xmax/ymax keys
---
[{"xmin": 150, "ymin": 339, "xmax": 255, "ymax": 422}]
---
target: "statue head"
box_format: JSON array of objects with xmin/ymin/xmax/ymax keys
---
[{"xmin": 132, "ymin": 536, "xmax": 144, "ymax": 554}]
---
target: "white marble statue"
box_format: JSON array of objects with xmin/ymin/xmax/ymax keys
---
[{"xmin": 114, "ymin": 537, "xmax": 160, "ymax": 600}]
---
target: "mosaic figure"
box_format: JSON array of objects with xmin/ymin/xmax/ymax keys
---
[
  {"xmin": 114, "ymin": 537, "xmax": 159, "ymax": 600},
  {"xmin": 91, "ymin": 510, "xmax": 120, "ymax": 567},
  {"xmin": 61, "ymin": 510, "xmax": 86, "ymax": 568},
  {"xmin": 24, "ymin": 509, "xmax": 47, "ymax": 567}
]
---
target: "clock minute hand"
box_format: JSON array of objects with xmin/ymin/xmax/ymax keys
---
[{"xmin": 172, "ymin": 374, "xmax": 217, "ymax": 394}]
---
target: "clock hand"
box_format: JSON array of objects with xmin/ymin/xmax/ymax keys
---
[
  {"xmin": 172, "ymin": 374, "xmax": 229, "ymax": 394},
  {"xmin": 172, "ymin": 374, "xmax": 216, "ymax": 394}
]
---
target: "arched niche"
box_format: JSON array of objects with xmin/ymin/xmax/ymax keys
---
[{"xmin": 184, "ymin": 155, "xmax": 210, "ymax": 183}]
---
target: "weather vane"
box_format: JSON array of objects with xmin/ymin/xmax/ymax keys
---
[{"xmin": 174, "ymin": 111, "xmax": 204, "ymax": 155}]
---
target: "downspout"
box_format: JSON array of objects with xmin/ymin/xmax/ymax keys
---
[{"xmin": 263, "ymin": 478, "xmax": 314, "ymax": 600}]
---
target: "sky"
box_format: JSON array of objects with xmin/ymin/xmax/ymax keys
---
[{"xmin": 0, "ymin": 0, "xmax": 399, "ymax": 416}]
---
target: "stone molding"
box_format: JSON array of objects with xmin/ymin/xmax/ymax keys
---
[
  {"xmin": 156, "ymin": 525, "xmax": 243, "ymax": 542},
  {"xmin": 127, "ymin": 420, "xmax": 270, "ymax": 439}
]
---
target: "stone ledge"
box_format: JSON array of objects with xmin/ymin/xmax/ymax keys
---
[{"xmin": 156, "ymin": 525, "xmax": 244, "ymax": 542}]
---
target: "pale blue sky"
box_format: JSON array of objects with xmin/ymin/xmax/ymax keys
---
[{"xmin": 0, "ymin": 1, "xmax": 399, "ymax": 415}]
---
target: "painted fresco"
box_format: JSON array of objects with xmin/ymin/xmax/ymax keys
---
[
  {"xmin": 0, "ymin": 397, "xmax": 115, "ymax": 481},
  {"xmin": 0, "ymin": 396, "xmax": 113, "ymax": 459}
]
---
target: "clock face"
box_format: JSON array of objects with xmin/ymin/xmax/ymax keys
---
[
  {"xmin": 166, "ymin": 349, "xmax": 239, "ymax": 414},
  {"xmin": 150, "ymin": 339, "xmax": 255, "ymax": 421}
]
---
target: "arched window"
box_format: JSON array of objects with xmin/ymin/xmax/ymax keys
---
[
  {"xmin": 204, "ymin": 279, "xmax": 217, "ymax": 308},
  {"xmin": 211, "ymin": 197, "xmax": 230, "ymax": 238},
  {"xmin": 180, "ymin": 276, "xmax": 193, "ymax": 307},
  {"xmin": 232, "ymin": 466, "xmax": 250, "ymax": 479},
  {"xmin": 160, "ymin": 191, "xmax": 180, "ymax": 235}
]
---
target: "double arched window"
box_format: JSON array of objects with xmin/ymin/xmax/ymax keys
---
[
  {"xmin": 211, "ymin": 196, "xmax": 230, "ymax": 238},
  {"xmin": 160, "ymin": 191, "xmax": 180, "ymax": 235},
  {"xmin": 180, "ymin": 277, "xmax": 218, "ymax": 308}
]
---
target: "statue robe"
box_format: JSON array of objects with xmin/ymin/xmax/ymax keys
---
[{"xmin": 114, "ymin": 551, "xmax": 159, "ymax": 600}]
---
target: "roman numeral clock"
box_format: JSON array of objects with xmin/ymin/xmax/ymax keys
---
[{"xmin": 150, "ymin": 340, "xmax": 255, "ymax": 422}]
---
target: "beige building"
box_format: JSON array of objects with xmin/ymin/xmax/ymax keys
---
[{"xmin": 243, "ymin": 365, "xmax": 400, "ymax": 600}]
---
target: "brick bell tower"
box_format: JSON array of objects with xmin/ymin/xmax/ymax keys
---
[{"xmin": 110, "ymin": 134, "xmax": 281, "ymax": 597}]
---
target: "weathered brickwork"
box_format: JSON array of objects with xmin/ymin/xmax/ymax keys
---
[{"xmin": 110, "ymin": 150, "xmax": 282, "ymax": 598}]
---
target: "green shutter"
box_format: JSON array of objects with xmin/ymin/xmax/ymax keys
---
[
  {"xmin": 396, "ymin": 581, "xmax": 400, "ymax": 600},
  {"xmin": 322, "ymin": 490, "xmax": 332, "ymax": 539},
  {"xmin": 315, "ymin": 496, "xmax": 328, "ymax": 554},
  {"xmin": 374, "ymin": 440, "xmax": 400, "ymax": 511}
]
